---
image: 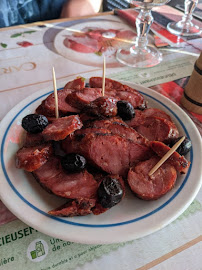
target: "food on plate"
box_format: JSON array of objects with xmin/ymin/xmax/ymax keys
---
[
  {"xmin": 22, "ymin": 114, "xmax": 48, "ymax": 134},
  {"xmin": 42, "ymin": 115, "xmax": 82, "ymax": 141},
  {"xmin": 16, "ymin": 77, "xmax": 191, "ymax": 217},
  {"xmin": 16, "ymin": 143, "xmax": 53, "ymax": 171},
  {"xmin": 128, "ymin": 156, "xmax": 177, "ymax": 200},
  {"xmin": 117, "ymin": 100, "xmax": 135, "ymax": 120},
  {"xmin": 97, "ymin": 176, "xmax": 124, "ymax": 208},
  {"xmin": 61, "ymin": 154, "xmax": 87, "ymax": 173}
]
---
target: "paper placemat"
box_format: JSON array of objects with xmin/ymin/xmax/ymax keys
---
[
  {"xmin": 0, "ymin": 199, "xmax": 201, "ymax": 270},
  {"xmin": 0, "ymin": 219, "xmax": 130, "ymax": 270}
]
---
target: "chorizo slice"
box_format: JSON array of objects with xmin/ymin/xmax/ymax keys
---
[
  {"xmin": 83, "ymin": 97, "xmax": 118, "ymax": 117},
  {"xmin": 128, "ymin": 156, "xmax": 177, "ymax": 200},
  {"xmin": 127, "ymin": 108, "xmax": 172, "ymax": 128},
  {"xmin": 36, "ymin": 89, "xmax": 79, "ymax": 117},
  {"xmin": 48, "ymin": 198, "xmax": 96, "ymax": 217},
  {"xmin": 16, "ymin": 143, "xmax": 53, "ymax": 172},
  {"xmin": 150, "ymin": 141, "xmax": 190, "ymax": 174},
  {"xmin": 135, "ymin": 117, "xmax": 179, "ymax": 142},
  {"xmin": 66, "ymin": 88, "xmax": 103, "ymax": 109},
  {"xmin": 42, "ymin": 115, "xmax": 83, "ymax": 141},
  {"xmin": 87, "ymin": 118, "xmax": 148, "ymax": 145},
  {"xmin": 33, "ymin": 157, "xmax": 98, "ymax": 199},
  {"xmin": 24, "ymin": 132, "xmax": 44, "ymax": 147},
  {"xmin": 89, "ymin": 77, "xmax": 146, "ymax": 109},
  {"xmin": 64, "ymin": 77, "xmax": 85, "ymax": 90},
  {"xmin": 62, "ymin": 133, "xmax": 152, "ymax": 176}
]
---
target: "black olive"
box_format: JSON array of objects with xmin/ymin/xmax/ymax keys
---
[
  {"xmin": 97, "ymin": 177, "xmax": 123, "ymax": 208},
  {"xmin": 61, "ymin": 154, "xmax": 86, "ymax": 172},
  {"xmin": 117, "ymin": 101, "xmax": 135, "ymax": 120},
  {"xmin": 85, "ymin": 82, "xmax": 90, "ymax": 88},
  {"xmin": 169, "ymin": 136, "xmax": 192, "ymax": 156},
  {"xmin": 22, "ymin": 114, "xmax": 48, "ymax": 134}
]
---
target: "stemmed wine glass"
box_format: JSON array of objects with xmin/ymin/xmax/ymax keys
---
[
  {"xmin": 116, "ymin": 0, "xmax": 171, "ymax": 68},
  {"xmin": 167, "ymin": 0, "xmax": 201, "ymax": 36}
]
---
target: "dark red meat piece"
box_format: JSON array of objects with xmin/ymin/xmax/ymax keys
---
[
  {"xmin": 66, "ymin": 88, "xmax": 103, "ymax": 109},
  {"xmin": 36, "ymin": 89, "xmax": 79, "ymax": 117},
  {"xmin": 115, "ymin": 90, "xmax": 146, "ymax": 110},
  {"xmin": 16, "ymin": 143, "xmax": 53, "ymax": 172},
  {"xmin": 128, "ymin": 156, "xmax": 177, "ymax": 200},
  {"xmin": 66, "ymin": 87, "xmax": 146, "ymax": 110},
  {"xmin": 89, "ymin": 77, "xmax": 147, "ymax": 110},
  {"xmin": 24, "ymin": 132, "xmax": 44, "ymax": 147},
  {"xmin": 75, "ymin": 127, "xmax": 111, "ymax": 136},
  {"xmin": 89, "ymin": 77, "xmax": 137, "ymax": 92},
  {"xmin": 87, "ymin": 118, "xmax": 148, "ymax": 145},
  {"xmin": 42, "ymin": 115, "xmax": 82, "ymax": 141},
  {"xmin": 48, "ymin": 174, "xmax": 125, "ymax": 217},
  {"xmin": 135, "ymin": 117, "xmax": 179, "ymax": 142},
  {"xmin": 85, "ymin": 117, "xmax": 125, "ymax": 128},
  {"xmin": 48, "ymin": 198, "xmax": 96, "ymax": 217},
  {"xmin": 92, "ymin": 203, "xmax": 108, "ymax": 215},
  {"xmin": 35, "ymin": 102, "xmax": 56, "ymax": 122},
  {"xmin": 84, "ymin": 97, "xmax": 118, "ymax": 117},
  {"xmin": 64, "ymin": 77, "xmax": 85, "ymax": 90},
  {"xmin": 62, "ymin": 133, "xmax": 153, "ymax": 176},
  {"xmin": 150, "ymin": 141, "xmax": 190, "ymax": 174},
  {"xmin": 127, "ymin": 108, "xmax": 172, "ymax": 128},
  {"xmin": 33, "ymin": 157, "xmax": 98, "ymax": 199}
]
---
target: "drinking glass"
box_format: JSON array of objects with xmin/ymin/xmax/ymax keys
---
[
  {"xmin": 167, "ymin": 0, "xmax": 201, "ymax": 36},
  {"xmin": 116, "ymin": 0, "xmax": 171, "ymax": 68}
]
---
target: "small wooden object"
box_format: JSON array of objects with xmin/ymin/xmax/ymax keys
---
[
  {"xmin": 181, "ymin": 52, "xmax": 202, "ymax": 114},
  {"xmin": 148, "ymin": 136, "xmax": 185, "ymax": 176},
  {"xmin": 102, "ymin": 56, "xmax": 106, "ymax": 97},
  {"xmin": 52, "ymin": 67, "xmax": 59, "ymax": 119}
]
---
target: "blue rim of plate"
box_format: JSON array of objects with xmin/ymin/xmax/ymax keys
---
[{"xmin": 1, "ymin": 89, "xmax": 193, "ymax": 228}]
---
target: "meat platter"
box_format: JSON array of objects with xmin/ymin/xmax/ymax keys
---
[{"xmin": 0, "ymin": 78, "xmax": 201, "ymax": 244}]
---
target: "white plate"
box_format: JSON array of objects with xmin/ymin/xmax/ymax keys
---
[{"xmin": 0, "ymin": 82, "xmax": 202, "ymax": 244}]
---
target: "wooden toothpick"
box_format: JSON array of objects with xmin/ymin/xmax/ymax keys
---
[
  {"xmin": 102, "ymin": 56, "xmax": 106, "ymax": 97},
  {"xmin": 148, "ymin": 136, "xmax": 186, "ymax": 176},
  {"xmin": 52, "ymin": 67, "xmax": 59, "ymax": 119}
]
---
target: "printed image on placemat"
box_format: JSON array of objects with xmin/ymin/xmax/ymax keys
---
[{"xmin": 53, "ymin": 19, "xmax": 154, "ymax": 67}]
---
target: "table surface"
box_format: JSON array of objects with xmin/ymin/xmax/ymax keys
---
[{"xmin": 0, "ymin": 5, "xmax": 202, "ymax": 270}]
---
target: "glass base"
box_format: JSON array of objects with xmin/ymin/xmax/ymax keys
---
[
  {"xmin": 167, "ymin": 21, "xmax": 201, "ymax": 36},
  {"xmin": 116, "ymin": 45, "xmax": 162, "ymax": 68}
]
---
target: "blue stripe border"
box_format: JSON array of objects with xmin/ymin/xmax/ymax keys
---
[{"xmin": 1, "ymin": 90, "xmax": 193, "ymax": 228}]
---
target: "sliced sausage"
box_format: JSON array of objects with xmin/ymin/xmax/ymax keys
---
[
  {"xmin": 64, "ymin": 77, "xmax": 85, "ymax": 90},
  {"xmin": 42, "ymin": 115, "xmax": 83, "ymax": 141},
  {"xmin": 24, "ymin": 132, "xmax": 44, "ymax": 147},
  {"xmin": 16, "ymin": 143, "xmax": 53, "ymax": 172},
  {"xmin": 89, "ymin": 77, "xmax": 147, "ymax": 110},
  {"xmin": 128, "ymin": 156, "xmax": 177, "ymax": 200},
  {"xmin": 127, "ymin": 108, "xmax": 172, "ymax": 128},
  {"xmin": 48, "ymin": 198, "xmax": 96, "ymax": 217},
  {"xmin": 62, "ymin": 133, "xmax": 152, "ymax": 176},
  {"xmin": 150, "ymin": 141, "xmax": 190, "ymax": 174},
  {"xmin": 135, "ymin": 117, "xmax": 179, "ymax": 142},
  {"xmin": 83, "ymin": 97, "xmax": 118, "ymax": 117},
  {"xmin": 87, "ymin": 118, "xmax": 148, "ymax": 145},
  {"xmin": 33, "ymin": 157, "xmax": 98, "ymax": 199},
  {"xmin": 66, "ymin": 88, "xmax": 103, "ymax": 109},
  {"xmin": 36, "ymin": 89, "xmax": 79, "ymax": 117}
]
